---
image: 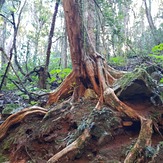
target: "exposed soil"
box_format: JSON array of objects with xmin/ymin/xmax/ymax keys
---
[{"xmin": 0, "ymin": 96, "xmax": 163, "ymax": 163}]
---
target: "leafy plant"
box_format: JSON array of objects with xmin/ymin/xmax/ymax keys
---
[
  {"xmin": 49, "ymin": 68, "xmax": 72, "ymax": 84},
  {"xmin": 108, "ymin": 56, "xmax": 126, "ymax": 66},
  {"xmin": 152, "ymin": 43, "xmax": 163, "ymax": 54},
  {"xmin": 2, "ymin": 104, "xmax": 20, "ymax": 114},
  {"xmin": 160, "ymin": 78, "xmax": 163, "ymax": 83},
  {"xmin": 149, "ymin": 43, "xmax": 163, "ymax": 63},
  {"xmin": 0, "ymin": 154, "xmax": 8, "ymax": 162}
]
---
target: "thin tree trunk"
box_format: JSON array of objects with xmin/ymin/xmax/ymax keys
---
[
  {"xmin": 12, "ymin": 1, "xmax": 26, "ymax": 76},
  {"xmin": 40, "ymin": 0, "xmax": 60, "ymax": 89},
  {"xmin": 0, "ymin": 18, "xmax": 7, "ymax": 69},
  {"xmin": 0, "ymin": 0, "xmax": 26, "ymax": 90},
  {"xmin": 0, "ymin": 48, "xmax": 34, "ymax": 100},
  {"xmin": 0, "ymin": 0, "xmax": 5, "ymax": 10},
  {"xmin": 143, "ymin": 0, "xmax": 159, "ymax": 44}
]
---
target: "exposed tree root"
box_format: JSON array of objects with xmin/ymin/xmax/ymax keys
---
[
  {"xmin": 0, "ymin": 106, "xmax": 47, "ymax": 141},
  {"xmin": 47, "ymin": 98, "xmax": 153, "ymax": 163},
  {"xmin": 104, "ymin": 88, "xmax": 139, "ymax": 119},
  {"xmin": 46, "ymin": 55, "xmax": 155, "ymax": 162},
  {"xmin": 124, "ymin": 117, "xmax": 153, "ymax": 163},
  {"xmin": 107, "ymin": 64, "xmax": 127, "ymax": 79},
  {"xmin": 47, "ymin": 57, "xmax": 126, "ymax": 106},
  {"xmin": 47, "ymin": 129, "xmax": 90, "ymax": 163},
  {"xmin": 48, "ymin": 71, "xmax": 75, "ymax": 105}
]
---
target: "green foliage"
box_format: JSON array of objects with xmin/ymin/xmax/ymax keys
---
[
  {"xmin": 149, "ymin": 43, "xmax": 163, "ymax": 63},
  {"xmin": 108, "ymin": 56, "xmax": 126, "ymax": 66},
  {"xmin": 5, "ymin": 82, "xmax": 16, "ymax": 90},
  {"xmin": 152, "ymin": 43, "xmax": 163, "ymax": 54},
  {"xmin": 30, "ymin": 101, "xmax": 38, "ymax": 105},
  {"xmin": 160, "ymin": 78, "xmax": 163, "ymax": 83},
  {"xmin": 49, "ymin": 68, "xmax": 72, "ymax": 84},
  {"xmin": 2, "ymin": 104, "xmax": 20, "ymax": 114},
  {"xmin": 159, "ymin": 141, "xmax": 163, "ymax": 146},
  {"xmin": 49, "ymin": 57, "xmax": 61, "ymax": 70}
]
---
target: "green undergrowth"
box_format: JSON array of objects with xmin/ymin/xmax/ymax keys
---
[
  {"xmin": 2, "ymin": 104, "xmax": 20, "ymax": 114},
  {"xmin": 108, "ymin": 56, "xmax": 127, "ymax": 66},
  {"xmin": 149, "ymin": 43, "xmax": 163, "ymax": 64}
]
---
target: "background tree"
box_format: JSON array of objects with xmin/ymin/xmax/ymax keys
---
[
  {"xmin": 0, "ymin": 0, "xmax": 26, "ymax": 90},
  {"xmin": 38, "ymin": 0, "xmax": 60, "ymax": 89}
]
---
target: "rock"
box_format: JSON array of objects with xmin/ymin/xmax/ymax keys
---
[
  {"xmin": 84, "ymin": 89, "xmax": 97, "ymax": 99},
  {"xmin": 0, "ymin": 100, "xmax": 4, "ymax": 107},
  {"xmin": 115, "ymin": 67, "xmax": 163, "ymax": 104},
  {"xmin": 151, "ymin": 71, "xmax": 163, "ymax": 83}
]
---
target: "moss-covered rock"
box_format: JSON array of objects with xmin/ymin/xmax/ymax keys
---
[
  {"xmin": 114, "ymin": 66, "xmax": 163, "ymax": 106},
  {"xmin": 2, "ymin": 104, "xmax": 20, "ymax": 114}
]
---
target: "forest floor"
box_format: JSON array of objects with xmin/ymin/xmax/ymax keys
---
[
  {"xmin": 0, "ymin": 57, "xmax": 163, "ymax": 163},
  {"xmin": 1, "ymin": 98, "xmax": 163, "ymax": 163}
]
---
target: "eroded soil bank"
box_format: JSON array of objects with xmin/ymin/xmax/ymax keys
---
[{"xmin": 0, "ymin": 96, "xmax": 163, "ymax": 163}]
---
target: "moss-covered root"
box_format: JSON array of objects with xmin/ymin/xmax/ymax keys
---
[
  {"xmin": 124, "ymin": 118, "xmax": 153, "ymax": 163},
  {"xmin": 47, "ymin": 129, "xmax": 90, "ymax": 163}
]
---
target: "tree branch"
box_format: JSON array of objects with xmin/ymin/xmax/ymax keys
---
[{"xmin": 0, "ymin": 13, "xmax": 13, "ymax": 25}]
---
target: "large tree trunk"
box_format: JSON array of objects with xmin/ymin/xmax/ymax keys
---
[{"xmin": 48, "ymin": 0, "xmax": 124, "ymax": 105}]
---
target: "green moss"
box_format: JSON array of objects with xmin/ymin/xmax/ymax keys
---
[
  {"xmin": 1, "ymin": 136, "xmax": 15, "ymax": 151},
  {"xmin": 115, "ymin": 67, "xmax": 155, "ymax": 94},
  {"xmin": 2, "ymin": 104, "xmax": 20, "ymax": 114},
  {"xmin": 0, "ymin": 154, "xmax": 8, "ymax": 163}
]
